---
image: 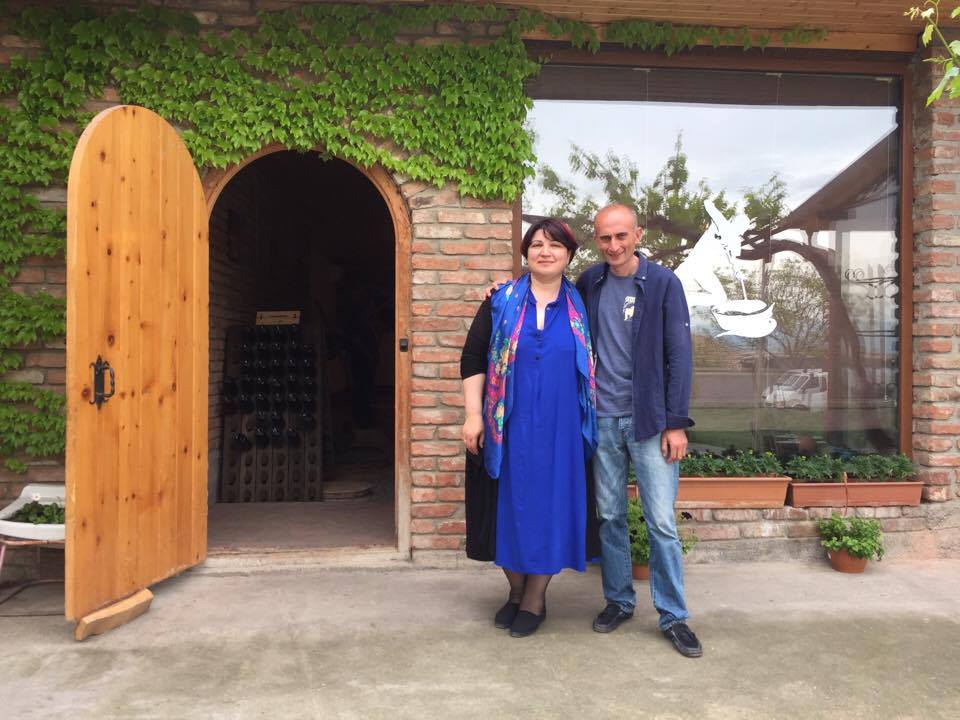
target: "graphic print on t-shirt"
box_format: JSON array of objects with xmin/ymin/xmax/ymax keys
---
[{"xmin": 623, "ymin": 296, "xmax": 635, "ymax": 322}]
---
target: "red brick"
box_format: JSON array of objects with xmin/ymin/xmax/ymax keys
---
[
  {"xmin": 412, "ymin": 318, "xmax": 462, "ymax": 331},
  {"xmin": 410, "ymin": 519, "xmax": 437, "ymax": 533},
  {"xmin": 914, "ymin": 289, "xmax": 956, "ymax": 302},
  {"xmin": 438, "ymin": 426, "xmax": 462, "ymax": 440},
  {"xmin": 918, "ymin": 338, "xmax": 953, "ymax": 352},
  {"xmin": 14, "ymin": 267, "xmax": 44, "ymax": 283},
  {"xmin": 934, "ymin": 112, "xmax": 956, "ymax": 126},
  {"xmin": 438, "ymin": 364, "xmax": 461, "ymax": 379},
  {"xmin": 412, "ymin": 472, "xmax": 438, "ymax": 487},
  {"xmin": 923, "ymin": 486, "xmax": 953, "ymax": 501},
  {"xmin": 913, "ymin": 435, "xmax": 954, "ymax": 451},
  {"xmin": 412, "ymin": 240, "xmax": 438, "ymax": 254},
  {"xmin": 463, "ymin": 255, "xmax": 514, "ymax": 270},
  {"xmin": 437, "ymin": 487, "xmax": 465, "ymax": 502},
  {"xmin": 923, "ymin": 305, "xmax": 960, "ymax": 318},
  {"xmin": 438, "ymin": 456, "xmax": 465, "ymax": 471},
  {"xmin": 437, "ymin": 209, "xmax": 486, "ymax": 224},
  {"xmin": 915, "ymin": 422, "xmax": 960, "ymax": 435},
  {"xmin": 411, "ymin": 426, "xmax": 436, "ymax": 440},
  {"xmin": 411, "ymin": 535, "xmax": 462, "ymax": 549},
  {"xmin": 411, "ymin": 487, "xmax": 438, "ymax": 503},
  {"xmin": 411, "ymin": 393, "xmax": 438, "ymax": 407},
  {"xmin": 410, "ymin": 457, "xmax": 436, "ymax": 471},
  {"xmin": 436, "ymin": 302, "xmax": 478, "ymax": 317},
  {"xmin": 919, "ymin": 270, "xmax": 960, "ymax": 283},
  {"xmin": 439, "ymin": 270, "xmax": 489, "ymax": 284},
  {"xmin": 410, "ymin": 503, "xmax": 459, "ymax": 518},
  {"xmin": 785, "ymin": 522, "xmax": 820, "ymax": 538},
  {"xmin": 441, "ymin": 241, "xmax": 488, "ymax": 255},
  {"xmin": 913, "ymin": 405, "xmax": 954, "ymax": 419},
  {"xmin": 412, "ymin": 348, "xmax": 461, "ymax": 363},
  {"xmin": 488, "ymin": 211, "xmax": 513, "ymax": 223},
  {"xmin": 412, "ymin": 255, "xmax": 460, "ymax": 270},
  {"xmin": 914, "ymin": 214, "xmax": 956, "ymax": 231},
  {"xmin": 412, "ymin": 333, "xmax": 436, "ymax": 346},
  {"xmin": 920, "ymin": 355, "xmax": 960, "ymax": 369},
  {"xmin": 412, "ymin": 378, "xmax": 461, "ymax": 392},
  {"xmin": 412, "ymin": 409, "xmax": 460, "ymax": 424},
  {"xmin": 44, "ymin": 370, "xmax": 66, "ymax": 385},
  {"xmin": 464, "ymin": 225, "xmax": 513, "ymax": 239},
  {"xmin": 914, "ymin": 251, "xmax": 957, "ymax": 266},
  {"xmin": 915, "ymin": 469, "xmax": 953, "ymax": 485},
  {"xmin": 435, "ymin": 473, "xmax": 462, "ymax": 487},
  {"xmin": 914, "ymin": 452, "xmax": 960, "ymax": 466},
  {"xmin": 690, "ymin": 524, "xmax": 739, "ymax": 540},
  {"xmin": 440, "ymin": 393, "xmax": 464, "ymax": 407},
  {"xmin": 412, "ymin": 286, "xmax": 463, "ymax": 301},
  {"xmin": 437, "ymin": 333, "xmax": 467, "ymax": 347},
  {"xmin": 411, "ymin": 441, "xmax": 460, "ymax": 457},
  {"xmin": 710, "ymin": 509, "xmax": 763, "ymax": 521},
  {"xmin": 45, "ymin": 269, "xmax": 66, "ymax": 284},
  {"xmin": 880, "ymin": 517, "xmax": 927, "ymax": 533},
  {"xmin": 437, "ymin": 520, "xmax": 466, "ymax": 534}
]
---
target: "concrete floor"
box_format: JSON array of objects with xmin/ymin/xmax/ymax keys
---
[
  {"xmin": 207, "ymin": 498, "xmax": 395, "ymax": 553},
  {"xmin": 2, "ymin": 559, "xmax": 958, "ymax": 720}
]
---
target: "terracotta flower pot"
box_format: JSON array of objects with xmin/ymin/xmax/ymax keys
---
[
  {"xmin": 631, "ymin": 562, "xmax": 650, "ymax": 580},
  {"xmin": 827, "ymin": 548, "xmax": 868, "ymax": 574}
]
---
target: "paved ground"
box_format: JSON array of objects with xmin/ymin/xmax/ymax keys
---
[{"xmin": 2, "ymin": 558, "xmax": 958, "ymax": 719}]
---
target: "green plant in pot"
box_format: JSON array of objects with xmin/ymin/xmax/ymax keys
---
[
  {"xmin": 627, "ymin": 496, "xmax": 698, "ymax": 580},
  {"xmin": 817, "ymin": 513, "xmax": 884, "ymax": 574},
  {"xmin": 786, "ymin": 453, "xmax": 922, "ymax": 508}
]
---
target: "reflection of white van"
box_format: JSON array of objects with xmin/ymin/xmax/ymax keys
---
[{"xmin": 762, "ymin": 370, "xmax": 828, "ymax": 410}]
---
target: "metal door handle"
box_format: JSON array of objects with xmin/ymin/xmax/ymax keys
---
[{"xmin": 90, "ymin": 355, "xmax": 116, "ymax": 408}]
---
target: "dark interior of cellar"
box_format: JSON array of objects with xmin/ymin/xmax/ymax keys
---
[{"xmin": 205, "ymin": 151, "xmax": 396, "ymax": 552}]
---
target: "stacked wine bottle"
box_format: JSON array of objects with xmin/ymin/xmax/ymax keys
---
[{"xmin": 219, "ymin": 323, "xmax": 323, "ymax": 502}]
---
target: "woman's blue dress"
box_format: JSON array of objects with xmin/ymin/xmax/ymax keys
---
[{"xmin": 496, "ymin": 285, "xmax": 587, "ymax": 575}]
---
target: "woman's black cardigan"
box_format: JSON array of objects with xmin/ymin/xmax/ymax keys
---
[{"xmin": 459, "ymin": 300, "xmax": 601, "ymax": 562}]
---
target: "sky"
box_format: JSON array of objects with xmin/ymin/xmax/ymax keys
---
[{"xmin": 523, "ymin": 99, "xmax": 898, "ymax": 218}]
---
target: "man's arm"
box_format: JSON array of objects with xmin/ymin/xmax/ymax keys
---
[{"xmin": 662, "ymin": 274, "xmax": 694, "ymax": 461}]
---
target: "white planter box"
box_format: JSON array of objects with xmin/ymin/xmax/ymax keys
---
[{"xmin": 0, "ymin": 483, "xmax": 65, "ymax": 541}]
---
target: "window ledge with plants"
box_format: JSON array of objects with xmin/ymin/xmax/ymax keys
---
[{"xmin": 627, "ymin": 451, "xmax": 922, "ymax": 510}]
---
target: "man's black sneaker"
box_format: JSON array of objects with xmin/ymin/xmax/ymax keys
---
[
  {"xmin": 592, "ymin": 603, "xmax": 634, "ymax": 633},
  {"xmin": 494, "ymin": 601, "xmax": 520, "ymax": 629},
  {"xmin": 663, "ymin": 623, "xmax": 703, "ymax": 657},
  {"xmin": 509, "ymin": 609, "xmax": 546, "ymax": 638}
]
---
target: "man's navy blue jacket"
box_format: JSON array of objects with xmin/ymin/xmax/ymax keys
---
[{"xmin": 575, "ymin": 253, "xmax": 695, "ymax": 441}]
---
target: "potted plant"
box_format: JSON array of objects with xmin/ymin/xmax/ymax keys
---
[
  {"xmin": 627, "ymin": 496, "xmax": 698, "ymax": 580},
  {"xmin": 785, "ymin": 454, "xmax": 846, "ymax": 507},
  {"xmin": 817, "ymin": 513, "xmax": 884, "ymax": 573},
  {"xmin": 787, "ymin": 453, "xmax": 922, "ymax": 507},
  {"xmin": 672, "ymin": 450, "xmax": 791, "ymax": 508}
]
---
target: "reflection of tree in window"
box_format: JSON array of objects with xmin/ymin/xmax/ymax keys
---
[{"xmin": 532, "ymin": 133, "xmax": 897, "ymax": 452}]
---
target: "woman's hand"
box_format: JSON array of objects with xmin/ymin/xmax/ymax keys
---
[{"xmin": 462, "ymin": 413, "xmax": 484, "ymax": 455}]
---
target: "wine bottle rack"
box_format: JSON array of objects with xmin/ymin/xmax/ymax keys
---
[{"xmin": 219, "ymin": 323, "xmax": 323, "ymax": 502}]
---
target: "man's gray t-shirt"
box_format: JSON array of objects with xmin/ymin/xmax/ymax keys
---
[{"xmin": 596, "ymin": 273, "xmax": 636, "ymax": 417}]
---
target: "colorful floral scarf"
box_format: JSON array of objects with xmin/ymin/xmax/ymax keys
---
[{"xmin": 483, "ymin": 273, "xmax": 598, "ymax": 479}]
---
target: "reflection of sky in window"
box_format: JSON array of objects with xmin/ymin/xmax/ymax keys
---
[{"xmin": 524, "ymin": 100, "xmax": 898, "ymax": 217}]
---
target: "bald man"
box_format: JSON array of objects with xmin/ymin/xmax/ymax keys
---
[{"xmin": 574, "ymin": 204, "xmax": 702, "ymax": 658}]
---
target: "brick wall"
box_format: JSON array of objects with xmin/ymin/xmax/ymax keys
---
[
  {"xmin": 399, "ymin": 181, "xmax": 514, "ymax": 551},
  {"xmin": 912, "ymin": 51, "xmax": 960, "ymax": 509}
]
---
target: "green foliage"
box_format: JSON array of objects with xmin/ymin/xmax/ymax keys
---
[
  {"xmin": 680, "ymin": 449, "xmax": 784, "ymax": 477},
  {"xmin": 844, "ymin": 453, "xmax": 915, "ymax": 482},
  {"xmin": 0, "ymin": 3, "xmax": 828, "ymax": 470},
  {"xmin": 784, "ymin": 454, "xmax": 846, "ymax": 483},
  {"xmin": 0, "ymin": 380, "xmax": 66, "ymax": 471},
  {"xmin": 817, "ymin": 513, "xmax": 885, "ymax": 561},
  {"xmin": 9, "ymin": 498, "xmax": 65, "ymax": 524},
  {"xmin": 906, "ymin": 2, "xmax": 960, "ymax": 105},
  {"xmin": 627, "ymin": 496, "xmax": 698, "ymax": 565},
  {"xmin": 604, "ymin": 21, "xmax": 826, "ymax": 55}
]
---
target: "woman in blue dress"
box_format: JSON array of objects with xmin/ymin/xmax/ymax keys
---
[{"xmin": 460, "ymin": 218, "xmax": 598, "ymax": 638}]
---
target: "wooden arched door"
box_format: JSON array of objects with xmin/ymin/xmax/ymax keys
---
[{"xmin": 66, "ymin": 105, "xmax": 208, "ymax": 636}]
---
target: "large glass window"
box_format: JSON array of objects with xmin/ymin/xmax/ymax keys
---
[{"xmin": 525, "ymin": 65, "xmax": 902, "ymax": 457}]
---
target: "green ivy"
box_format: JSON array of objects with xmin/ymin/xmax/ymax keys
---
[{"xmin": 0, "ymin": 3, "xmax": 826, "ymax": 471}]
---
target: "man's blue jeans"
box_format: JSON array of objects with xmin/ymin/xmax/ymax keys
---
[{"xmin": 594, "ymin": 416, "xmax": 689, "ymax": 630}]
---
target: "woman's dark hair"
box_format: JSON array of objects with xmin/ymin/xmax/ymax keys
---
[{"xmin": 521, "ymin": 218, "xmax": 579, "ymax": 262}]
